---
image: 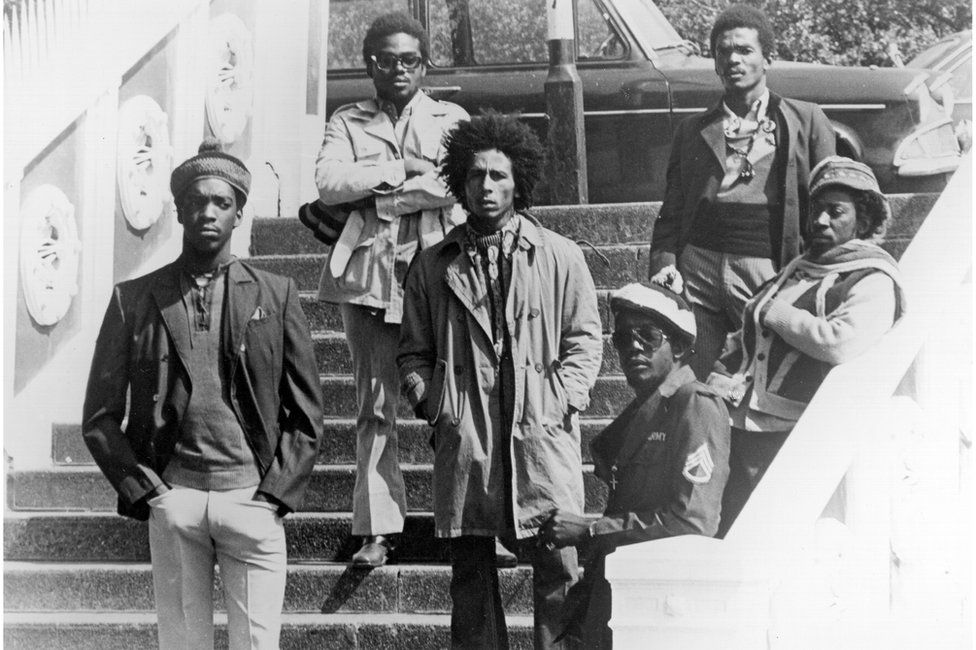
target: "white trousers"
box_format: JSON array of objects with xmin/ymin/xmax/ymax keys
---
[
  {"xmin": 341, "ymin": 303, "xmax": 408, "ymax": 536},
  {"xmin": 147, "ymin": 485, "xmax": 287, "ymax": 650}
]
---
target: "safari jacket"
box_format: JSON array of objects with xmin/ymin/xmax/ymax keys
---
[
  {"xmin": 398, "ymin": 214, "xmax": 603, "ymax": 538},
  {"xmin": 315, "ymin": 92, "xmax": 469, "ymax": 323},
  {"xmin": 82, "ymin": 260, "xmax": 324, "ymax": 520}
]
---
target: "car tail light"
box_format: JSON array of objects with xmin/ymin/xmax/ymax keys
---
[{"xmin": 895, "ymin": 75, "xmax": 962, "ymax": 176}]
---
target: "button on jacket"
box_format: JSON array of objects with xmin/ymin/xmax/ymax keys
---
[
  {"xmin": 398, "ymin": 215, "xmax": 603, "ymax": 538},
  {"xmin": 82, "ymin": 261, "xmax": 325, "ymax": 521},
  {"xmin": 315, "ymin": 93, "xmax": 469, "ymax": 323}
]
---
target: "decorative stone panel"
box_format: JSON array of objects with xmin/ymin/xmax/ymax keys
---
[
  {"xmin": 19, "ymin": 184, "xmax": 82, "ymax": 326},
  {"xmin": 117, "ymin": 94, "xmax": 173, "ymax": 231},
  {"xmin": 206, "ymin": 13, "xmax": 254, "ymax": 144}
]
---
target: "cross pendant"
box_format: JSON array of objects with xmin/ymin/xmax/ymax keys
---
[{"xmin": 609, "ymin": 466, "xmax": 618, "ymax": 490}]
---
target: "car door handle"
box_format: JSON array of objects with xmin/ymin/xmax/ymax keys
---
[{"xmin": 424, "ymin": 85, "xmax": 461, "ymax": 99}]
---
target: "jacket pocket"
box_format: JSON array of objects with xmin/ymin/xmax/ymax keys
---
[
  {"xmin": 352, "ymin": 136, "xmax": 387, "ymax": 162},
  {"xmin": 332, "ymin": 214, "xmax": 378, "ymax": 293},
  {"xmin": 427, "ymin": 359, "xmax": 448, "ymax": 427},
  {"xmin": 548, "ymin": 359, "xmax": 569, "ymax": 416},
  {"xmin": 429, "ymin": 359, "xmax": 465, "ymax": 429}
]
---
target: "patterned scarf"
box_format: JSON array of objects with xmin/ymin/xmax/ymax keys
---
[{"xmin": 464, "ymin": 214, "xmax": 521, "ymax": 357}]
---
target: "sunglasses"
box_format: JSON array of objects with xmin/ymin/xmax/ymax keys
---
[
  {"xmin": 611, "ymin": 326, "xmax": 668, "ymax": 351},
  {"xmin": 371, "ymin": 52, "xmax": 424, "ymax": 72}
]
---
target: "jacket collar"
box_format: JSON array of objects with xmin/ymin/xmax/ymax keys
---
[
  {"xmin": 441, "ymin": 210, "xmax": 546, "ymax": 253},
  {"xmin": 151, "ymin": 259, "xmax": 258, "ymax": 371},
  {"xmin": 346, "ymin": 92, "xmax": 450, "ymax": 151},
  {"xmin": 657, "ymin": 363, "xmax": 698, "ymax": 398}
]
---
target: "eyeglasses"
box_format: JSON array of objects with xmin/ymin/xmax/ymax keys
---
[
  {"xmin": 611, "ymin": 326, "xmax": 668, "ymax": 351},
  {"xmin": 371, "ymin": 52, "xmax": 424, "ymax": 72}
]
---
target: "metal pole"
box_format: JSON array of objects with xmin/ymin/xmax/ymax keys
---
[{"xmin": 545, "ymin": 0, "xmax": 587, "ymax": 204}]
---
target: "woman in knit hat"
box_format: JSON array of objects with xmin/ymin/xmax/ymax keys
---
[{"xmin": 713, "ymin": 155, "xmax": 907, "ymax": 536}]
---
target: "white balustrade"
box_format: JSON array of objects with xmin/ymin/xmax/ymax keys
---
[
  {"xmin": 606, "ymin": 155, "xmax": 972, "ymax": 649},
  {"xmin": 4, "ymin": 0, "xmax": 205, "ymax": 179}
]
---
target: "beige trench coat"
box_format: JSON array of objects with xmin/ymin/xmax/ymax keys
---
[
  {"xmin": 314, "ymin": 93, "xmax": 469, "ymax": 323},
  {"xmin": 398, "ymin": 215, "xmax": 603, "ymax": 538}
]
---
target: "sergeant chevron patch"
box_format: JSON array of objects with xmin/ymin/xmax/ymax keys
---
[{"xmin": 682, "ymin": 443, "xmax": 714, "ymax": 484}]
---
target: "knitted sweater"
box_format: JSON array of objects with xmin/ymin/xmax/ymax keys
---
[{"xmin": 719, "ymin": 239, "xmax": 906, "ymax": 430}]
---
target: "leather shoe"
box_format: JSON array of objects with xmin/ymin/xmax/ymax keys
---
[
  {"xmin": 351, "ymin": 535, "xmax": 395, "ymax": 567},
  {"xmin": 495, "ymin": 537, "xmax": 518, "ymax": 568}
]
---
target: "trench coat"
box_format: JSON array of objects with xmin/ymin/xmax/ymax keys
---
[
  {"xmin": 398, "ymin": 215, "xmax": 603, "ymax": 538},
  {"xmin": 82, "ymin": 260, "xmax": 324, "ymax": 521},
  {"xmin": 315, "ymin": 92, "xmax": 469, "ymax": 323}
]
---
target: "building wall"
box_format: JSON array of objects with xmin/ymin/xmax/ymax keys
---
[{"xmin": 4, "ymin": 0, "xmax": 328, "ymax": 470}]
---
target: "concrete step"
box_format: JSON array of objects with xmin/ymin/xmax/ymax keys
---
[
  {"xmin": 318, "ymin": 374, "xmax": 631, "ymax": 418},
  {"xmin": 4, "ymin": 512, "xmax": 554, "ymax": 563},
  {"xmin": 300, "ymin": 290, "xmax": 617, "ymax": 335},
  {"xmin": 53, "ymin": 417, "xmax": 614, "ymax": 466},
  {"xmin": 248, "ymin": 193, "xmax": 934, "ymax": 259},
  {"xmin": 3, "ymin": 611, "xmax": 534, "ymax": 649},
  {"xmin": 7, "ymin": 465, "xmax": 609, "ymax": 514},
  {"xmin": 250, "ymin": 203, "xmax": 659, "ymax": 257},
  {"xmin": 250, "ymin": 244, "xmax": 647, "ymax": 292},
  {"xmin": 4, "ymin": 561, "xmax": 533, "ymax": 615},
  {"xmin": 314, "ymin": 331, "xmax": 623, "ymax": 376}
]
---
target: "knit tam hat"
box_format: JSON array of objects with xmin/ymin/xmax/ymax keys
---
[
  {"xmin": 610, "ymin": 281, "xmax": 697, "ymax": 343},
  {"xmin": 171, "ymin": 137, "xmax": 251, "ymax": 205}
]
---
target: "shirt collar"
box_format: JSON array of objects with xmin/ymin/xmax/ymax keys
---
[
  {"xmin": 177, "ymin": 255, "xmax": 236, "ymax": 281},
  {"xmin": 722, "ymin": 89, "xmax": 771, "ymax": 134}
]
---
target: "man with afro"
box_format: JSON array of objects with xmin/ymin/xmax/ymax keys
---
[{"xmin": 398, "ymin": 112, "xmax": 603, "ymax": 648}]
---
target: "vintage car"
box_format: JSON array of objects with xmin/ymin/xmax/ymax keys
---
[
  {"xmin": 907, "ymin": 30, "xmax": 971, "ymax": 149},
  {"xmin": 326, "ymin": 0, "xmax": 962, "ymax": 203}
]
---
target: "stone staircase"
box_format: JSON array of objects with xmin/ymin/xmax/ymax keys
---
[{"xmin": 4, "ymin": 196, "xmax": 937, "ymax": 648}]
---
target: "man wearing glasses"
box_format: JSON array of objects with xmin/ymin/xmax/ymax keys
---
[
  {"xmin": 539, "ymin": 281, "xmax": 729, "ymax": 649},
  {"xmin": 301, "ymin": 12, "xmax": 469, "ymax": 566}
]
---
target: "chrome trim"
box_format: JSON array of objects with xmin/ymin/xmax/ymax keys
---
[
  {"xmin": 585, "ymin": 108, "xmax": 671, "ymax": 116},
  {"xmin": 519, "ymin": 108, "xmax": 674, "ymax": 119},
  {"xmin": 522, "ymin": 103, "xmax": 891, "ymax": 120},
  {"xmin": 818, "ymin": 104, "xmax": 887, "ymax": 111}
]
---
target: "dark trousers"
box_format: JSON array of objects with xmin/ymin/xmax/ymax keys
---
[
  {"xmin": 449, "ymin": 535, "xmax": 579, "ymax": 649},
  {"xmin": 718, "ymin": 427, "xmax": 790, "ymax": 537}
]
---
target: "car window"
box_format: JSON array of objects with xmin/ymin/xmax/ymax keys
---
[
  {"xmin": 428, "ymin": 0, "xmax": 624, "ymax": 67},
  {"xmin": 328, "ymin": 0, "xmax": 410, "ymax": 70},
  {"xmin": 577, "ymin": 0, "xmax": 627, "ymax": 61}
]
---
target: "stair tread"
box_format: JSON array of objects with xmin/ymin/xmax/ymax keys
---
[{"xmin": 3, "ymin": 611, "xmax": 535, "ymax": 625}]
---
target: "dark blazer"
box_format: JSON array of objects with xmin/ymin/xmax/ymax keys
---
[
  {"xmin": 82, "ymin": 259, "xmax": 324, "ymax": 521},
  {"xmin": 649, "ymin": 92, "xmax": 835, "ymax": 275}
]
